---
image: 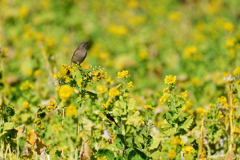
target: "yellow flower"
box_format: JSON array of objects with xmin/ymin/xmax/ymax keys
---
[
  {"xmin": 144, "ymin": 105, "xmax": 154, "ymax": 110},
  {"xmin": 108, "ymin": 88, "xmax": 121, "ymax": 98},
  {"xmin": 118, "ymin": 70, "xmax": 130, "ymax": 79},
  {"xmin": 45, "ymin": 36, "xmax": 55, "ymax": 48},
  {"xmin": 18, "ymin": 6, "xmax": 29, "ymax": 18},
  {"xmin": 108, "ymin": 24, "xmax": 128, "ymax": 36},
  {"xmin": 127, "ymin": 0, "xmax": 138, "ymax": 8},
  {"xmin": 106, "ymin": 78, "xmax": 113, "ymax": 84},
  {"xmin": 59, "ymin": 85, "xmax": 74, "ymax": 101},
  {"xmin": 169, "ymin": 11, "xmax": 181, "ymax": 22},
  {"xmin": 116, "ymin": 84, "xmax": 122, "ymax": 89},
  {"xmin": 20, "ymin": 80, "xmax": 34, "ymax": 91},
  {"xmin": 34, "ymin": 69, "xmax": 41, "ymax": 77},
  {"xmin": 181, "ymin": 91, "xmax": 189, "ymax": 100},
  {"xmin": 233, "ymin": 98, "xmax": 239, "ymax": 106},
  {"xmin": 97, "ymin": 85, "xmax": 107, "ymax": 93},
  {"xmin": 233, "ymin": 66, "xmax": 240, "ymax": 77},
  {"xmin": 140, "ymin": 116, "xmax": 145, "ymax": 125},
  {"xmin": 62, "ymin": 36, "xmax": 70, "ymax": 44},
  {"xmin": 196, "ymin": 107, "xmax": 203, "ymax": 114},
  {"xmin": 128, "ymin": 81, "xmax": 134, "ymax": 88},
  {"xmin": 164, "ymin": 75, "xmax": 176, "ymax": 85},
  {"xmin": 169, "ymin": 136, "xmax": 183, "ymax": 146},
  {"xmin": 209, "ymin": 103, "xmax": 217, "ymax": 108},
  {"xmin": 217, "ymin": 96, "xmax": 227, "ymax": 105},
  {"xmin": 159, "ymin": 93, "xmax": 170, "ymax": 104},
  {"xmin": 223, "ymin": 22, "xmax": 234, "ymax": 32},
  {"xmin": 138, "ymin": 49, "xmax": 148, "ymax": 60},
  {"xmin": 218, "ymin": 111, "xmax": 224, "ymax": 119},
  {"xmin": 168, "ymin": 150, "xmax": 176, "ymax": 159},
  {"xmin": 183, "ymin": 101, "xmax": 193, "ymax": 110},
  {"xmin": 23, "ymin": 101, "xmax": 30, "ymax": 109},
  {"xmin": 183, "ymin": 46, "xmax": 202, "ymax": 60},
  {"xmin": 191, "ymin": 77, "xmax": 201, "ymax": 86},
  {"xmin": 182, "ymin": 146, "xmax": 195, "ymax": 156},
  {"xmin": 225, "ymin": 37, "xmax": 236, "ymax": 48},
  {"xmin": 49, "ymin": 100, "xmax": 57, "ymax": 110},
  {"xmin": 66, "ymin": 104, "xmax": 77, "ymax": 116},
  {"xmin": 97, "ymin": 156, "xmax": 107, "ymax": 160}
]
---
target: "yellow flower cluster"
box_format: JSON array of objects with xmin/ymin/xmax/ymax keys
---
[
  {"xmin": 233, "ymin": 66, "xmax": 240, "ymax": 77},
  {"xmin": 223, "ymin": 22, "xmax": 234, "ymax": 32},
  {"xmin": 168, "ymin": 11, "xmax": 181, "ymax": 22},
  {"xmin": 225, "ymin": 37, "xmax": 236, "ymax": 48},
  {"xmin": 182, "ymin": 146, "xmax": 195, "ymax": 156},
  {"xmin": 209, "ymin": 103, "xmax": 217, "ymax": 108},
  {"xmin": 20, "ymin": 80, "xmax": 34, "ymax": 91},
  {"xmin": 97, "ymin": 85, "xmax": 107, "ymax": 94},
  {"xmin": 159, "ymin": 93, "xmax": 170, "ymax": 104},
  {"xmin": 181, "ymin": 91, "xmax": 189, "ymax": 100},
  {"xmin": 143, "ymin": 105, "xmax": 154, "ymax": 110},
  {"xmin": 48, "ymin": 100, "xmax": 57, "ymax": 110},
  {"xmin": 59, "ymin": 85, "xmax": 74, "ymax": 101},
  {"xmin": 97, "ymin": 156, "xmax": 107, "ymax": 160},
  {"xmin": 164, "ymin": 75, "xmax": 176, "ymax": 85},
  {"xmin": 183, "ymin": 46, "xmax": 202, "ymax": 60},
  {"xmin": 127, "ymin": 81, "xmax": 134, "ymax": 88},
  {"xmin": 106, "ymin": 78, "xmax": 113, "ymax": 84},
  {"xmin": 104, "ymin": 99, "xmax": 113, "ymax": 109},
  {"xmin": 92, "ymin": 71, "xmax": 108, "ymax": 82},
  {"xmin": 169, "ymin": 136, "xmax": 183, "ymax": 146},
  {"xmin": 66, "ymin": 104, "xmax": 77, "ymax": 116},
  {"xmin": 108, "ymin": 88, "xmax": 121, "ymax": 98},
  {"xmin": 118, "ymin": 70, "xmax": 130, "ymax": 79},
  {"xmin": 182, "ymin": 101, "xmax": 193, "ymax": 111},
  {"xmin": 60, "ymin": 64, "xmax": 76, "ymax": 75},
  {"xmin": 108, "ymin": 24, "xmax": 128, "ymax": 36},
  {"xmin": 167, "ymin": 150, "xmax": 176, "ymax": 159},
  {"xmin": 217, "ymin": 96, "xmax": 227, "ymax": 105},
  {"xmin": 23, "ymin": 101, "xmax": 30, "ymax": 109}
]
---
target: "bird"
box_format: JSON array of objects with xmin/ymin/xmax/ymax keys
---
[{"xmin": 71, "ymin": 42, "xmax": 88, "ymax": 64}]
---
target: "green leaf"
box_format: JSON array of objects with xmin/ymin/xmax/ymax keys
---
[
  {"xmin": 128, "ymin": 149, "xmax": 136, "ymax": 160},
  {"xmin": 4, "ymin": 122, "xmax": 15, "ymax": 130},
  {"xmin": 149, "ymin": 135, "xmax": 162, "ymax": 150},
  {"xmin": 166, "ymin": 112, "xmax": 173, "ymax": 124},
  {"xmin": 128, "ymin": 98, "xmax": 135, "ymax": 110},
  {"xmin": 86, "ymin": 91, "xmax": 98, "ymax": 101},
  {"xmin": 97, "ymin": 149, "xmax": 114, "ymax": 160},
  {"xmin": 160, "ymin": 120, "xmax": 177, "ymax": 136},
  {"xmin": 117, "ymin": 134, "xmax": 125, "ymax": 145},
  {"xmin": 133, "ymin": 148, "xmax": 147, "ymax": 159},
  {"xmin": 180, "ymin": 116, "xmax": 193, "ymax": 131}
]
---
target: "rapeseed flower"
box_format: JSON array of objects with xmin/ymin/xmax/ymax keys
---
[
  {"xmin": 97, "ymin": 85, "xmax": 107, "ymax": 93},
  {"xmin": 168, "ymin": 150, "xmax": 176, "ymax": 159},
  {"xmin": 128, "ymin": 81, "xmax": 134, "ymax": 88},
  {"xmin": 233, "ymin": 66, "xmax": 240, "ymax": 77},
  {"xmin": 118, "ymin": 70, "xmax": 130, "ymax": 79},
  {"xmin": 20, "ymin": 80, "xmax": 34, "ymax": 91},
  {"xmin": 66, "ymin": 104, "xmax": 77, "ymax": 116},
  {"xmin": 59, "ymin": 85, "xmax": 74, "ymax": 101},
  {"xmin": 182, "ymin": 146, "xmax": 195, "ymax": 156},
  {"xmin": 164, "ymin": 75, "xmax": 176, "ymax": 85},
  {"xmin": 108, "ymin": 88, "xmax": 121, "ymax": 98}
]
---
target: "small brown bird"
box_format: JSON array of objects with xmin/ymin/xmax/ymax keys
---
[{"xmin": 71, "ymin": 42, "xmax": 88, "ymax": 64}]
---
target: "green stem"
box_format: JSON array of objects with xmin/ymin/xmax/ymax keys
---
[{"xmin": 62, "ymin": 108, "xmax": 65, "ymax": 126}]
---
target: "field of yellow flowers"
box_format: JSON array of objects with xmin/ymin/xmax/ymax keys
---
[{"xmin": 1, "ymin": 0, "xmax": 240, "ymax": 159}]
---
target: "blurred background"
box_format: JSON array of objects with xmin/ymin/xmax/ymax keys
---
[{"xmin": 1, "ymin": 0, "xmax": 240, "ymax": 109}]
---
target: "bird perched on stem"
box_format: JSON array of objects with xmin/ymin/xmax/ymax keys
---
[{"xmin": 71, "ymin": 42, "xmax": 88, "ymax": 64}]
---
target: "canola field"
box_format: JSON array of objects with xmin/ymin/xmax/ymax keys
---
[{"xmin": 1, "ymin": 0, "xmax": 240, "ymax": 159}]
